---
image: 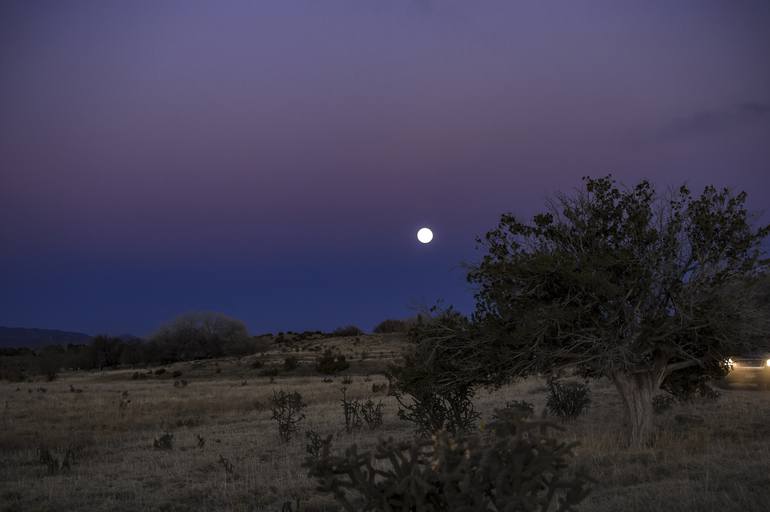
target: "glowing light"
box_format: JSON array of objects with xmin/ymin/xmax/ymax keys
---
[{"xmin": 417, "ymin": 227, "xmax": 434, "ymax": 244}]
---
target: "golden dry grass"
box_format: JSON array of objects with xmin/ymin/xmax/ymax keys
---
[{"xmin": 2, "ymin": 336, "xmax": 770, "ymax": 511}]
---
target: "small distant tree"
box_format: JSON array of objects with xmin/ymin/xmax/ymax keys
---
[
  {"xmin": 468, "ymin": 176, "xmax": 770, "ymax": 446},
  {"xmin": 373, "ymin": 318, "xmax": 410, "ymax": 333},
  {"xmin": 38, "ymin": 346, "xmax": 64, "ymax": 381},
  {"xmin": 316, "ymin": 350, "xmax": 350, "ymax": 375},
  {"xmin": 152, "ymin": 312, "xmax": 252, "ymax": 361},
  {"xmin": 331, "ymin": 325, "xmax": 364, "ymax": 337}
]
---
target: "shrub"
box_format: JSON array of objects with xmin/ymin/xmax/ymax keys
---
[
  {"xmin": 38, "ymin": 446, "xmax": 74, "ymax": 475},
  {"xmin": 258, "ymin": 367, "xmax": 280, "ymax": 378},
  {"xmin": 283, "ymin": 356, "xmax": 299, "ymax": 371},
  {"xmin": 316, "ymin": 350, "xmax": 350, "ymax": 375},
  {"xmin": 545, "ymin": 380, "xmax": 591, "ymax": 420},
  {"xmin": 373, "ymin": 318, "xmax": 409, "ymax": 334},
  {"xmin": 305, "ymin": 416, "xmax": 592, "ymax": 511},
  {"xmin": 250, "ymin": 359, "xmax": 264, "ymax": 369},
  {"xmin": 332, "ymin": 325, "xmax": 364, "ymax": 337},
  {"xmin": 371, "ymin": 383, "xmax": 387, "ymax": 393},
  {"xmin": 388, "ymin": 306, "xmax": 482, "ymax": 436},
  {"xmin": 270, "ymin": 390, "xmax": 306, "ymax": 442},
  {"xmin": 171, "ymin": 370, "xmax": 182, "ymax": 378},
  {"xmin": 154, "ymin": 368, "xmax": 167, "ymax": 376},
  {"xmin": 305, "ymin": 430, "xmax": 333, "ymax": 462},
  {"xmin": 340, "ymin": 387, "xmax": 363, "ymax": 433},
  {"xmin": 360, "ymin": 399, "xmax": 384, "ymax": 430}
]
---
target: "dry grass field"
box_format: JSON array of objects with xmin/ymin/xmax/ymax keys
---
[{"xmin": 2, "ymin": 334, "xmax": 770, "ymax": 512}]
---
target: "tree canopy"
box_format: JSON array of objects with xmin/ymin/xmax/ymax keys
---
[{"xmin": 467, "ymin": 176, "xmax": 770, "ymax": 445}]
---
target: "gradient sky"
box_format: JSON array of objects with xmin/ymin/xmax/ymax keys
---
[{"xmin": 1, "ymin": 1, "xmax": 769, "ymax": 336}]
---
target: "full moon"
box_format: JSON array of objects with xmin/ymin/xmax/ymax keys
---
[{"xmin": 417, "ymin": 227, "xmax": 434, "ymax": 244}]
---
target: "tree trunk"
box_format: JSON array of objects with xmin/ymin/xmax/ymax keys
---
[{"xmin": 612, "ymin": 371, "xmax": 658, "ymax": 448}]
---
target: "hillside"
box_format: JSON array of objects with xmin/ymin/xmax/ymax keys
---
[{"xmin": 0, "ymin": 327, "xmax": 92, "ymax": 349}]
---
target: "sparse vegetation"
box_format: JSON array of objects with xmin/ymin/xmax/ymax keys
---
[
  {"xmin": 305, "ymin": 414, "xmax": 592, "ymax": 511},
  {"xmin": 316, "ymin": 349, "xmax": 350, "ymax": 375},
  {"xmin": 331, "ymin": 325, "xmax": 364, "ymax": 337},
  {"xmin": 270, "ymin": 390, "xmax": 306, "ymax": 442}
]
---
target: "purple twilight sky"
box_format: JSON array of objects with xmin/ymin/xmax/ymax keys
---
[{"xmin": 1, "ymin": 1, "xmax": 769, "ymax": 336}]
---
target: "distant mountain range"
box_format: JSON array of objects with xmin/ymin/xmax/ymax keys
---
[{"xmin": 0, "ymin": 327, "xmax": 92, "ymax": 349}]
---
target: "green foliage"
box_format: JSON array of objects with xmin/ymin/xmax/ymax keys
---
[
  {"xmin": 388, "ymin": 307, "xmax": 481, "ymax": 436},
  {"xmin": 270, "ymin": 390, "xmax": 306, "ymax": 442},
  {"xmin": 316, "ymin": 350, "xmax": 350, "ymax": 375},
  {"xmin": 468, "ymin": 176, "xmax": 770, "ymax": 444},
  {"xmin": 305, "ymin": 416, "xmax": 592, "ymax": 511},
  {"xmin": 469, "ymin": 177, "xmax": 769, "ymax": 381},
  {"xmin": 545, "ymin": 380, "xmax": 591, "ymax": 421}
]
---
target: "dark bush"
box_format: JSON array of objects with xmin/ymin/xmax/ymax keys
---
[
  {"xmin": 270, "ymin": 390, "xmax": 306, "ymax": 442},
  {"xmin": 258, "ymin": 367, "xmax": 280, "ymax": 378},
  {"xmin": 388, "ymin": 308, "xmax": 480, "ymax": 436},
  {"xmin": 171, "ymin": 370, "xmax": 182, "ymax": 378},
  {"xmin": 283, "ymin": 356, "xmax": 299, "ymax": 371},
  {"xmin": 545, "ymin": 380, "xmax": 591, "ymax": 420},
  {"xmin": 373, "ymin": 319, "xmax": 408, "ymax": 334},
  {"xmin": 305, "ymin": 415, "xmax": 591, "ymax": 511},
  {"xmin": 305, "ymin": 430, "xmax": 333, "ymax": 462},
  {"xmin": 316, "ymin": 350, "xmax": 350, "ymax": 375},
  {"xmin": 154, "ymin": 368, "xmax": 167, "ymax": 376},
  {"xmin": 340, "ymin": 387, "xmax": 363, "ymax": 433},
  {"xmin": 332, "ymin": 325, "xmax": 364, "ymax": 337},
  {"xmin": 361, "ymin": 399, "xmax": 384, "ymax": 430}
]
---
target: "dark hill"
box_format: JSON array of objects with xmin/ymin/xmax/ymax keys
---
[{"xmin": 0, "ymin": 327, "xmax": 92, "ymax": 349}]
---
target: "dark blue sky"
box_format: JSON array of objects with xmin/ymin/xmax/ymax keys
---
[{"xmin": 1, "ymin": 1, "xmax": 769, "ymax": 336}]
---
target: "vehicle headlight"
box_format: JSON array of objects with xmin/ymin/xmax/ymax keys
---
[{"xmin": 766, "ymin": 359, "xmax": 770, "ymax": 367}]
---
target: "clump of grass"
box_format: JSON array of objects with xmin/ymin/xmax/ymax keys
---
[
  {"xmin": 546, "ymin": 380, "xmax": 591, "ymax": 421},
  {"xmin": 38, "ymin": 446, "xmax": 74, "ymax": 475}
]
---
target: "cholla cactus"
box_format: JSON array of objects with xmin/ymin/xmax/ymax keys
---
[{"xmin": 305, "ymin": 415, "xmax": 592, "ymax": 511}]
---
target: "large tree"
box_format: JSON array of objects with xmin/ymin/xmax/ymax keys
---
[{"xmin": 467, "ymin": 176, "xmax": 770, "ymax": 446}]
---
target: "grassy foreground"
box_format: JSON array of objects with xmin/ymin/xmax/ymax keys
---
[{"xmin": 1, "ymin": 334, "xmax": 770, "ymax": 512}]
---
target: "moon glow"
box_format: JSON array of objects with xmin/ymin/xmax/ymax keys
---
[{"xmin": 417, "ymin": 227, "xmax": 434, "ymax": 244}]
